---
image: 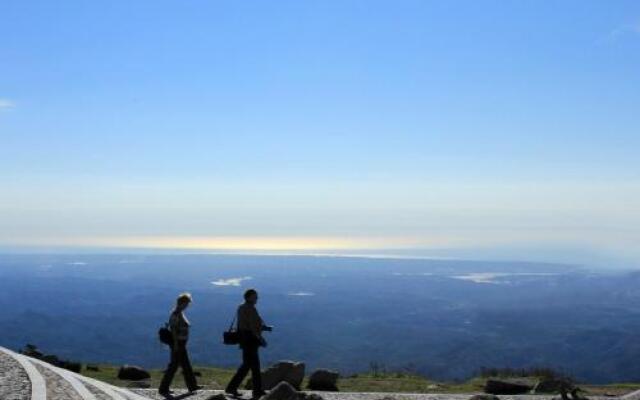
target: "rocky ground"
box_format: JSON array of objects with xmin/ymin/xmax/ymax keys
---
[
  {"xmin": 0, "ymin": 345, "xmax": 637, "ymax": 400},
  {"xmin": 132, "ymin": 390, "xmax": 544, "ymax": 400},
  {"xmin": 132, "ymin": 390, "xmax": 614, "ymax": 400}
]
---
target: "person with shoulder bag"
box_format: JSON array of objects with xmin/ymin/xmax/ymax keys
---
[
  {"xmin": 225, "ymin": 289, "xmax": 273, "ymax": 399},
  {"xmin": 159, "ymin": 293, "xmax": 203, "ymax": 396}
]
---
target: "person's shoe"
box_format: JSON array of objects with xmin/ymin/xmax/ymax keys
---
[
  {"xmin": 226, "ymin": 389, "xmax": 242, "ymax": 397},
  {"xmin": 188, "ymin": 385, "xmax": 204, "ymax": 393},
  {"xmin": 252, "ymin": 390, "xmax": 267, "ymax": 398},
  {"xmin": 158, "ymin": 389, "xmax": 173, "ymax": 397}
]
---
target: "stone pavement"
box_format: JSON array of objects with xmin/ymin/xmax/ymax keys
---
[{"xmin": 0, "ymin": 346, "xmax": 152, "ymax": 400}]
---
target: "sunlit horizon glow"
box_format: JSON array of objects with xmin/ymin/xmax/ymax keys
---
[{"xmin": 1, "ymin": 235, "xmax": 459, "ymax": 251}]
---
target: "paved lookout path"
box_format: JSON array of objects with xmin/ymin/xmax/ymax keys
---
[
  {"xmin": 2, "ymin": 345, "xmax": 640, "ymax": 400},
  {"xmin": 0, "ymin": 346, "xmax": 153, "ymax": 400}
]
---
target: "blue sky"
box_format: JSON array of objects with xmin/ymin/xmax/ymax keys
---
[{"xmin": 1, "ymin": 1, "xmax": 639, "ymax": 266}]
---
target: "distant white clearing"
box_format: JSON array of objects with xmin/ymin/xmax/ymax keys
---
[
  {"xmin": 212, "ymin": 276, "xmax": 253, "ymax": 286},
  {"xmin": 451, "ymin": 272, "xmax": 559, "ymax": 284}
]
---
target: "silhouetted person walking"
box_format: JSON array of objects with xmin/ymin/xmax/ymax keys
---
[
  {"xmin": 159, "ymin": 293, "xmax": 201, "ymax": 396},
  {"xmin": 226, "ymin": 289, "xmax": 272, "ymax": 399}
]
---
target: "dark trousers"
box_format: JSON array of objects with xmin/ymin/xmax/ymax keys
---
[
  {"xmin": 226, "ymin": 344, "xmax": 262, "ymax": 394},
  {"xmin": 159, "ymin": 340, "xmax": 198, "ymax": 392}
]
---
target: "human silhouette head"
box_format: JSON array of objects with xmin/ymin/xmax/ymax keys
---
[
  {"xmin": 244, "ymin": 289, "xmax": 258, "ymax": 305},
  {"xmin": 176, "ymin": 292, "xmax": 192, "ymax": 311}
]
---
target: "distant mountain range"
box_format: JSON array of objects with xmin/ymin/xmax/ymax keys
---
[{"xmin": 1, "ymin": 253, "xmax": 640, "ymax": 384}]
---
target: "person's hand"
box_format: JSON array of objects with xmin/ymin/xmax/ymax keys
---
[{"xmin": 262, "ymin": 325, "xmax": 273, "ymax": 332}]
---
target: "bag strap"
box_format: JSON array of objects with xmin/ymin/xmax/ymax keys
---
[{"xmin": 228, "ymin": 314, "xmax": 237, "ymax": 331}]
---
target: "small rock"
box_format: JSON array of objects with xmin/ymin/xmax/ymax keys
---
[
  {"xmin": 298, "ymin": 393, "xmax": 324, "ymax": 400},
  {"xmin": 42, "ymin": 354, "xmax": 60, "ymax": 365},
  {"xmin": 306, "ymin": 394, "xmax": 324, "ymax": 400},
  {"xmin": 117, "ymin": 365, "xmax": 151, "ymax": 381},
  {"xmin": 308, "ymin": 369, "xmax": 339, "ymax": 391},
  {"xmin": 59, "ymin": 360, "xmax": 82, "ymax": 373},
  {"xmin": 21, "ymin": 344, "xmax": 43, "ymax": 358},
  {"xmin": 485, "ymin": 379, "xmax": 534, "ymax": 395},
  {"xmin": 206, "ymin": 394, "xmax": 228, "ymax": 400},
  {"xmin": 534, "ymin": 378, "xmax": 575, "ymax": 394},
  {"xmin": 263, "ymin": 381, "xmax": 298, "ymax": 400}
]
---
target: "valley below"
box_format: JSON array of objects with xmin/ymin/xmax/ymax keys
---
[{"xmin": 2, "ymin": 254, "xmax": 640, "ymax": 384}]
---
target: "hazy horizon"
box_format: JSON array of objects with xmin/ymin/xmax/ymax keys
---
[{"xmin": 0, "ymin": 246, "xmax": 632, "ymax": 271}]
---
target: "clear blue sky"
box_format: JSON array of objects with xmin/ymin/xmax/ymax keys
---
[{"xmin": 1, "ymin": 1, "xmax": 639, "ymax": 266}]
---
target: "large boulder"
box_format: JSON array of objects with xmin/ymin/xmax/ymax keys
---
[
  {"xmin": 484, "ymin": 379, "xmax": 534, "ymax": 395},
  {"xmin": 117, "ymin": 365, "xmax": 151, "ymax": 381},
  {"xmin": 247, "ymin": 361, "xmax": 305, "ymax": 390},
  {"xmin": 262, "ymin": 381, "xmax": 298, "ymax": 400},
  {"xmin": 307, "ymin": 369, "xmax": 339, "ymax": 391}
]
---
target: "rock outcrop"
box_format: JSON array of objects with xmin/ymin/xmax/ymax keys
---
[
  {"xmin": 19, "ymin": 344, "xmax": 82, "ymax": 373},
  {"xmin": 247, "ymin": 360, "xmax": 306, "ymax": 390},
  {"xmin": 117, "ymin": 364, "xmax": 151, "ymax": 380},
  {"xmin": 262, "ymin": 381, "xmax": 326, "ymax": 400},
  {"xmin": 263, "ymin": 381, "xmax": 299, "ymax": 400},
  {"xmin": 308, "ymin": 369, "xmax": 339, "ymax": 391}
]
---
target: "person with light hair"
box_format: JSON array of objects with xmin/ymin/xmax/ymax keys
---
[{"xmin": 159, "ymin": 292, "xmax": 202, "ymax": 396}]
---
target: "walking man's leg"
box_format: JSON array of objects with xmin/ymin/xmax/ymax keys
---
[
  {"xmin": 226, "ymin": 346, "xmax": 251, "ymax": 394},
  {"xmin": 249, "ymin": 345, "xmax": 263, "ymax": 397}
]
